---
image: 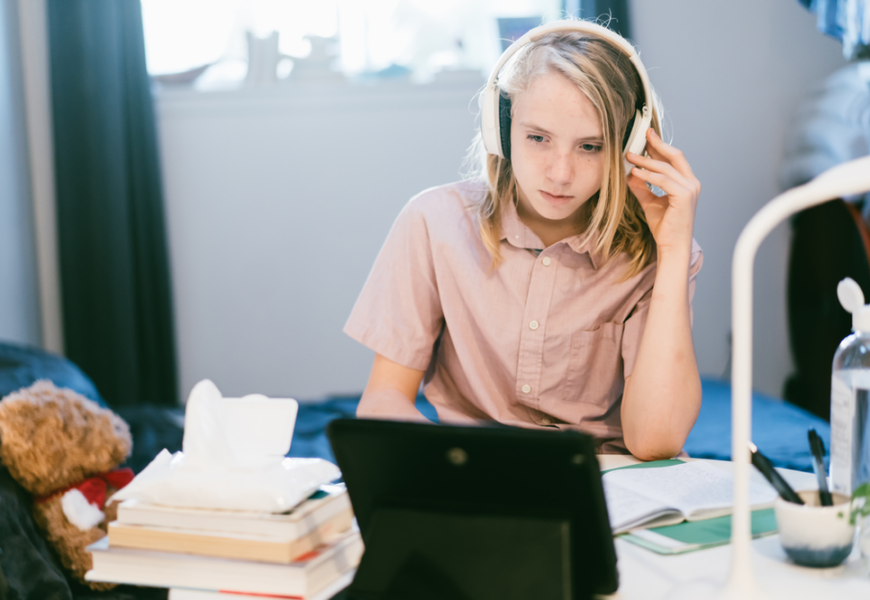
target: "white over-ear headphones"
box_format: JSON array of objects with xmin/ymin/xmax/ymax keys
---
[{"xmin": 481, "ymin": 21, "xmax": 655, "ymax": 171}]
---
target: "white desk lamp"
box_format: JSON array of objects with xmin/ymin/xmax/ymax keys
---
[{"xmin": 670, "ymin": 154, "xmax": 870, "ymax": 600}]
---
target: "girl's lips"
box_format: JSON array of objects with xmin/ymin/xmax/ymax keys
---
[{"xmin": 540, "ymin": 190, "xmax": 573, "ymax": 205}]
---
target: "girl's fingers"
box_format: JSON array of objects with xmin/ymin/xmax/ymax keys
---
[
  {"xmin": 626, "ymin": 152, "xmax": 690, "ymax": 189},
  {"xmin": 642, "ymin": 129, "xmax": 696, "ymax": 180},
  {"xmin": 629, "ymin": 167, "xmax": 692, "ymax": 203},
  {"xmin": 627, "ymin": 134, "xmax": 701, "ymax": 204},
  {"xmin": 627, "ymin": 174, "xmax": 669, "ymax": 214},
  {"xmin": 627, "ymin": 173, "xmax": 656, "ymax": 203}
]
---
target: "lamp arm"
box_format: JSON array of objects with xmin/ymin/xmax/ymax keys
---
[{"xmin": 726, "ymin": 155, "xmax": 870, "ymax": 597}]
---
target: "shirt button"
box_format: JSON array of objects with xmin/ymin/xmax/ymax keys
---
[
  {"xmin": 529, "ymin": 320, "xmax": 539, "ymax": 330},
  {"xmin": 521, "ymin": 384, "xmax": 531, "ymax": 394},
  {"xmin": 542, "ymin": 257, "xmax": 551, "ymax": 266},
  {"xmin": 541, "ymin": 417, "xmax": 552, "ymax": 425}
]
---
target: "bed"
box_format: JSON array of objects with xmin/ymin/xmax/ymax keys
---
[{"xmin": 0, "ymin": 342, "xmax": 830, "ymax": 600}]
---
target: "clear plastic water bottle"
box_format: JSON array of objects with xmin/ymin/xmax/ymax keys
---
[
  {"xmin": 830, "ymin": 277, "xmax": 870, "ymax": 498},
  {"xmin": 830, "ymin": 278, "xmax": 870, "ymax": 563}
]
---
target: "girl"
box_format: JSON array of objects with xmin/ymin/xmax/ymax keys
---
[{"xmin": 344, "ymin": 20, "xmax": 703, "ymax": 461}]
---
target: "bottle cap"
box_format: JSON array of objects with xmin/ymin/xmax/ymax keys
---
[{"xmin": 837, "ymin": 277, "xmax": 870, "ymax": 332}]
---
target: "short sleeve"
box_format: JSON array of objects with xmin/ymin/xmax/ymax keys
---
[
  {"xmin": 343, "ymin": 200, "xmax": 444, "ymax": 371},
  {"xmin": 621, "ymin": 240, "xmax": 704, "ymax": 379}
]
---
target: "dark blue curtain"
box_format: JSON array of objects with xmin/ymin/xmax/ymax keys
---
[
  {"xmin": 47, "ymin": 0, "xmax": 178, "ymax": 407},
  {"xmin": 798, "ymin": 0, "xmax": 870, "ymax": 59}
]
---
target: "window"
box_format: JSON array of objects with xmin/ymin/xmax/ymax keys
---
[{"xmin": 141, "ymin": 0, "xmax": 565, "ymax": 88}]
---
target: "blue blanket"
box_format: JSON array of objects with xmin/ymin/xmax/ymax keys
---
[
  {"xmin": 684, "ymin": 379, "xmax": 830, "ymax": 472},
  {"xmin": 287, "ymin": 379, "xmax": 830, "ymax": 473},
  {"xmin": 0, "ymin": 339, "xmax": 831, "ymax": 473},
  {"xmin": 0, "ymin": 342, "xmax": 104, "ymax": 406}
]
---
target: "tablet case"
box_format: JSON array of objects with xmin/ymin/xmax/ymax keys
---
[{"xmin": 326, "ymin": 419, "xmax": 618, "ymax": 600}]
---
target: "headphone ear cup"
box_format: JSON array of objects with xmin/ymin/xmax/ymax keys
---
[
  {"xmin": 623, "ymin": 108, "xmax": 648, "ymax": 157},
  {"xmin": 498, "ymin": 93, "xmax": 512, "ymax": 160},
  {"xmin": 622, "ymin": 112, "xmax": 637, "ymax": 152}
]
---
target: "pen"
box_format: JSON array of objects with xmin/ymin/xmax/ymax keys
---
[
  {"xmin": 808, "ymin": 429, "xmax": 833, "ymax": 506},
  {"xmin": 748, "ymin": 442, "xmax": 804, "ymax": 505}
]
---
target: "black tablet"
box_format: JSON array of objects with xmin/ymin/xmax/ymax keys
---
[{"xmin": 326, "ymin": 419, "xmax": 618, "ymax": 600}]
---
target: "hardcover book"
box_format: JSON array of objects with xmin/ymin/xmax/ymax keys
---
[
  {"xmin": 166, "ymin": 569, "xmax": 356, "ymax": 600},
  {"xmin": 108, "ymin": 507, "xmax": 353, "ymax": 563},
  {"xmin": 85, "ymin": 530, "xmax": 363, "ymax": 597},
  {"xmin": 114, "ymin": 484, "xmax": 350, "ymax": 539}
]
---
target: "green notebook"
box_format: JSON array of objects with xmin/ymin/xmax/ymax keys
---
[
  {"xmin": 620, "ymin": 508, "xmax": 777, "ymax": 555},
  {"xmin": 601, "ymin": 459, "xmax": 779, "ymax": 548},
  {"xmin": 601, "ymin": 459, "xmax": 777, "ymax": 554},
  {"xmin": 601, "ymin": 458, "xmax": 685, "ymax": 475}
]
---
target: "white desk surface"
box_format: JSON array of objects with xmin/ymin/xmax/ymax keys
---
[{"xmin": 596, "ymin": 455, "xmax": 870, "ymax": 599}]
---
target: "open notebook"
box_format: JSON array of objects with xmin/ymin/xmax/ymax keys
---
[{"xmin": 602, "ymin": 460, "xmax": 778, "ymax": 534}]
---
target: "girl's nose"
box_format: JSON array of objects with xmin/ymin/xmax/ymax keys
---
[{"xmin": 547, "ymin": 152, "xmax": 573, "ymax": 184}]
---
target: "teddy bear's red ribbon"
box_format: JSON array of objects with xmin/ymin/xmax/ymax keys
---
[{"xmin": 34, "ymin": 467, "xmax": 134, "ymax": 508}]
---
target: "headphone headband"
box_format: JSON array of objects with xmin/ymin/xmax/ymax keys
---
[{"xmin": 481, "ymin": 21, "xmax": 655, "ymax": 167}]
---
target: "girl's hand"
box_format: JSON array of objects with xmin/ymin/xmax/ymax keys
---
[{"xmin": 626, "ymin": 129, "xmax": 700, "ymax": 257}]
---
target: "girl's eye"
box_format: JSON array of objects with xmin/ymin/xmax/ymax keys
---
[
  {"xmin": 580, "ymin": 143, "xmax": 602, "ymax": 152},
  {"xmin": 528, "ymin": 135, "xmax": 545, "ymax": 143}
]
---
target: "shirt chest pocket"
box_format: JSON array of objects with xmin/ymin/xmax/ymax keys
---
[{"xmin": 564, "ymin": 322, "xmax": 625, "ymax": 406}]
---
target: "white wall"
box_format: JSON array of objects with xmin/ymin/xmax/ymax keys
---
[
  {"xmin": 158, "ymin": 0, "xmax": 849, "ymax": 401},
  {"xmin": 158, "ymin": 79, "xmax": 483, "ymax": 400},
  {"xmin": 0, "ymin": 0, "xmax": 40, "ymax": 347},
  {"xmin": 630, "ymin": 0, "xmax": 847, "ymax": 396}
]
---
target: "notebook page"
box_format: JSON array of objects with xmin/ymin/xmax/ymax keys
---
[
  {"xmin": 602, "ymin": 479, "xmax": 682, "ymax": 533},
  {"xmin": 602, "ymin": 461, "xmax": 777, "ymax": 525}
]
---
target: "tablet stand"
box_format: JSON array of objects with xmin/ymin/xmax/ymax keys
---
[{"xmin": 347, "ymin": 507, "xmax": 579, "ymax": 600}]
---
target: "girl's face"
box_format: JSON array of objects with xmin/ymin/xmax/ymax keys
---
[{"xmin": 510, "ymin": 71, "xmax": 606, "ymax": 229}]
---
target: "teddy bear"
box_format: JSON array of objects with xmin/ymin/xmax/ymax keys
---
[{"xmin": 0, "ymin": 380, "xmax": 133, "ymax": 590}]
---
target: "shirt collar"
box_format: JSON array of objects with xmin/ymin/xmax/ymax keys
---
[{"xmin": 499, "ymin": 200, "xmax": 601, "ymax": 269}]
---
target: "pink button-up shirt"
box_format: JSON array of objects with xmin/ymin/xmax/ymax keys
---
[{"xmin": 345, "ymin": 180, "xmax": 702, "ymax": 452}]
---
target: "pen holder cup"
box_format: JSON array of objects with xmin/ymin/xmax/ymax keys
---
[{"xmin": 775, "ymin": 490, "xmax": 854, "ymax": 568}]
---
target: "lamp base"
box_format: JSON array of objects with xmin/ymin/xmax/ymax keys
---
[{"xmin": 666, "ymin": 577, "xmax": 770, "ymax": 600}]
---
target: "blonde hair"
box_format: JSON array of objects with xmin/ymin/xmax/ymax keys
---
[{"xmin": 471, "ymin": 25, "xmax": 662, "ymax": 278}]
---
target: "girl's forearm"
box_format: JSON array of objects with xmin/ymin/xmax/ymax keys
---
[
  {"xmin": 357, "ymin": 387, "xmax": 430, "ymax": 422},
  {"xmin": 356, "ymin": 354, "xmax": 430, "ymax": 422},
  {"xmin": 622, "ymin": 247, "xmax": 702, "ymax": 461}
]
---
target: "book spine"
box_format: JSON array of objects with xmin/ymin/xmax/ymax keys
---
[
  {"xmin": 116, "ymin": 494, "xmax": 350, "ymax": 538},
  {"xmin": 87, "ymin": 534, "xmax": 363, "ymax": 597},
  {"xmin": 168, "ymin": 589, "xmax": 302, "ymax": 600},
  {"xmin": 109, "ymin": 510, "xmax": 353, "ymax": 563}
]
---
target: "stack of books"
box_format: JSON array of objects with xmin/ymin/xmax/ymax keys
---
[{"xmin": 86, "ymin": 484, "xmax": 362, "ymax": 600}]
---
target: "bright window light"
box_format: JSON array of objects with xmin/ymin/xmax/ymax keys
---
[{"xmin": 141, "ymin": 0, "xmax": 563, "ymax": 86}]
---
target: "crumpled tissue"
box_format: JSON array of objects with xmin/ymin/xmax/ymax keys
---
[{"xmin": 111, "ymin": 379, "xmax": 340, "ymax": 512}]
